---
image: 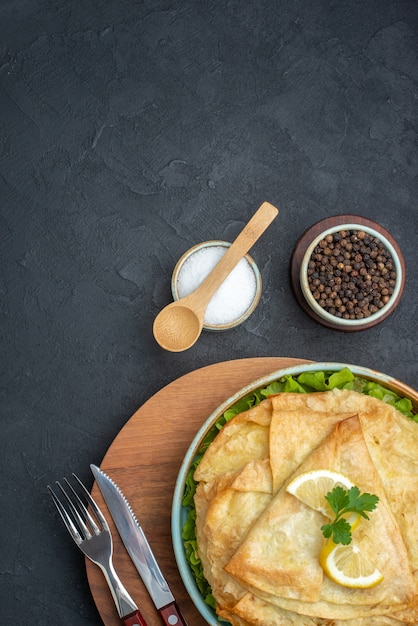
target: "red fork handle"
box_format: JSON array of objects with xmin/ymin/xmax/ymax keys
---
[
  {"xmin": 122, "ymin": 609, "xmax": 148, "ymax": 626},
  {"xmin": 159, "ymin": 601, "xmax": 188, "ymax": 626}
]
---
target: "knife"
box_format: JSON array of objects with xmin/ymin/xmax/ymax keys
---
[{"xmin": 91, "ymin": 464, "xmax": 188, "ymax": 626}]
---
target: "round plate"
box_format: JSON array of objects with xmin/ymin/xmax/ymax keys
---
[
  {"xmin": 290, "ymin": 216, "xmax": 406, "ymax": 331},
  {"xmin": 172, "ymin": 361, "xmax": 418, "ymax": 625}
]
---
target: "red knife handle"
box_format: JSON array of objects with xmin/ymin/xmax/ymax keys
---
[
  {"xmin": 122, "ymin": 609, "xmax": 148, "ymax": 626},
  {"xmin": 159, "ymin": 601, "xmax": 188, "ymax": 626}
]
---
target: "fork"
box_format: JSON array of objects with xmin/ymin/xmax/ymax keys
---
[{"xmin": 48, "ymin": 473, "xmax": 147, "ymax": 626}]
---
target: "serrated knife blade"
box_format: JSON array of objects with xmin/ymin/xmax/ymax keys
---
[{"xmin": 91, "ymin": 464, "xmax": 188, "ymax": 626}]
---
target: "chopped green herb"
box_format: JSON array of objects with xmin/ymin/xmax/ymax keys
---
[{"xmin": 321, "ymin": 486, "xmax": 379, "ymax": 545}]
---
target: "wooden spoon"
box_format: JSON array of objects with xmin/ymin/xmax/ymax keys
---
[{"xmin": 153, "ymin": 202, "xmax": 279, "ymax": 352}]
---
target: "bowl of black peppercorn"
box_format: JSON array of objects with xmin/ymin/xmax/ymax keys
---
[{"xmin": 297, "ymin": 220, "xmax": 405, "ymax": 330}]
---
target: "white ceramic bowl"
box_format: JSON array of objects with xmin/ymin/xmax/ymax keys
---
[
  {"xmin": 171, "ymin": 240, "xmax": 262, "ymax": 331},
  {"xmin": 299, "ymin": 224, "xmax": 403, "ymax": 328},
  {"xmin": 171, "ymin": 362, "xmax": 418, "ymax": 625}
]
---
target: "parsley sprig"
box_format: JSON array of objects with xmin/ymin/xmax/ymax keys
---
[{"xmin": 321, "ymin": 486, "xmax": 379, "ymax": 545}]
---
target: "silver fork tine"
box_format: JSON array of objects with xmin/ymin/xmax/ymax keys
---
[
  {"xmin": 59, "ymin": 476, "xmax": 98, "ymax": 538},
  {"xmin": 71, "ymin": 472, "xmax": 109, "ymax": 530},
  {"xmin": 48, "ymin": 484, "xmax": 83, "ymax": 545}
]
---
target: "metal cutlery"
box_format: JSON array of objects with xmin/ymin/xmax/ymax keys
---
[
  {"xmin": 48, "ymin": 473, "xmax": 147, "ymax": 626},
  {"xmin": 91, "ymin": 464, "xmax": 188, "ymax": 626}
]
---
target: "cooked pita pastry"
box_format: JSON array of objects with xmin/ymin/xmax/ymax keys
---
[
  {"xmin": 195, "ymin": 460, "xmax": 273, "ymax": 609},
  {"xmin": 269, "ymin": 406, "xmax": 356, "ymax": 493},
  {"xmin": 195, "ymin": 400, "xmax": 273, "ymax": 483},
  {"xmin": 229, "ymin": 593, "xmax": 410, "ymax": 626},
  {"xmin": 193, "ymin": 388, "xmax": 418, "ymax": 625}
]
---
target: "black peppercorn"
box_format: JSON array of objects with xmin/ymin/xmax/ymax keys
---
[{"xmin": 306, "ymin": 230, "xmax": 396, "ymax": 320}]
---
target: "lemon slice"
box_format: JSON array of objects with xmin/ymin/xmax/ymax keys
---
[
  {"xmin": 286, "ymin": 469, "xmax": 361, "ymax": 528},
  {"xmin": 320, "ymin": 540, "xmax": 383, "ymax": 588}
]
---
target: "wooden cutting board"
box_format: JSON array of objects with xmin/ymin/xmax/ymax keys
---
[{"xmin": 86, "ymin": 356, "xmax": 309, "ymax": 625}]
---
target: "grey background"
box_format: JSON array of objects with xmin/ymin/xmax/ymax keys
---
[{"xmin": 1, "ymin": 0, "xmax": 417, "ymax": 624}]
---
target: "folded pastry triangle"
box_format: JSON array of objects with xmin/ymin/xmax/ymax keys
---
[
  {"xmin": 224, "ymin": 414, "xmax": 416, "ymax": 616},
  {"xmin": 195, "ymin": 459, "xmax": 273, "ymax": 610},
  {"xmin": 269, "ymin": 404, "xmax": 356, "ymax": 494},
  {"xmin": 194, "ymin": 400, "xmax": 273, "ymax": 483},
  {"xmin": 228, "ymin": 592, "xmax": 411, "ymax": 626}
]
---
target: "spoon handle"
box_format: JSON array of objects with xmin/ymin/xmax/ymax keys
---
[{"xmin": 190, "ymin": 202, "xmax": 279, "ymax": 312}]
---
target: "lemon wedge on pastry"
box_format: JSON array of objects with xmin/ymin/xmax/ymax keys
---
[
  {"xmin": 286, "ymin": 469, "xmax": 361, "ymax": 529},
  {"xmin": 320, "ymin": 539, "xmax": 384, "ymax": 588}
]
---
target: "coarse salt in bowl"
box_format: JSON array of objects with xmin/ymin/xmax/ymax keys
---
[{"xmin": 171, "ymin": 240, "xmax": 262, "ymax": 331}]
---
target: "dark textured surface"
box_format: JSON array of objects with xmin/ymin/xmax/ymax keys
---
[{"xmin": 1, "ymin": 1, "xmax": 417, "ymax": 624}]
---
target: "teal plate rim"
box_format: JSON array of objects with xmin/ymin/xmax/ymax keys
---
[{"xmin": 171, "ymin": 361, "xmax": 418, "ymax": 625}]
